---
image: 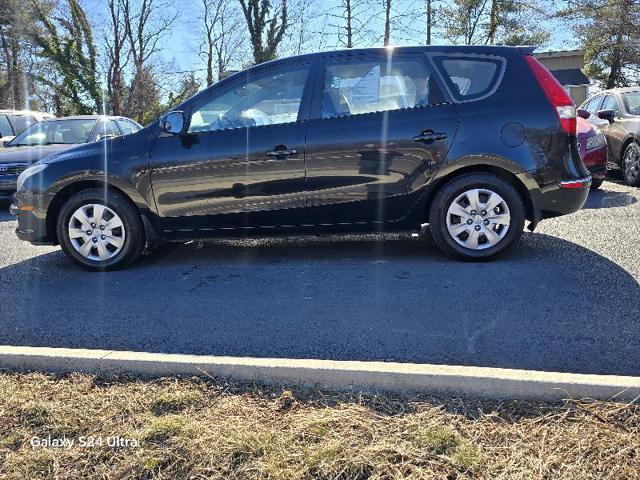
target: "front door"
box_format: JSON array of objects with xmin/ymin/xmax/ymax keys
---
[
  {"xmin": 304, "ymin": 52, "xmax": 459, "ymax": 225},
  {"xmin": 149, "ymin": 62, "xmax": 313, "ymax": 233}
]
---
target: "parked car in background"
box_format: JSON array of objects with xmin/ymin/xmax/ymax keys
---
[
  {"xmin": 576, "ymin": 113, "xmax": 607, "ymax": 189},
  {"xmin": 579, "ymin": 87, "xmax": 640, "ymax": 186},
  {"xmin": 0, "ymin": 109, "xmax": 55, "ymax": 144},
  {"xmin": 11, "ymin": 46, "xmax": 591, "ymax": 270},
  {"xmin": 0, "ymin": 115, "xmax": 142, "ymax": 199}
]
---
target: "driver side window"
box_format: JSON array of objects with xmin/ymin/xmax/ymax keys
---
[{"xmin": 188, "ymin": 65, "xmax": 310, "ymax": 133}]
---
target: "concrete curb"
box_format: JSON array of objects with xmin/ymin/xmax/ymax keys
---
[{"xmin": 1, "ymin": 345, "xmax": 639, "ymax": 402}]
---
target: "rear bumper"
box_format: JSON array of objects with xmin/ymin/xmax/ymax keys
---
[{"xmin": 537, "ymin": 176, "xmax": 591, "ymax": 220}]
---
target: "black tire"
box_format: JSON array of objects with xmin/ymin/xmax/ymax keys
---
[
  {"xmin": 428, "ymin": 173, "xmax": 526, "ymax": 261},
  {"xmin": 622, "ymin": 142, "xmax": 640, "ymax": 187},
  {"xmin": 56, "ymin": 188, "xmax": 145, "ymax": 271},
  {"xmin": 590, "ymin": 178, "xmax": 604, "ymax": 190}
]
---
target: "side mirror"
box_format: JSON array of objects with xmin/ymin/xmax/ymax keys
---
[
  {"xmin": 577, "ymin": 108, "xmax": 590, "ymax": 119},
  {"xmin": 160, "ymin": 111, "xmax": 185, "ymax": 134},
  {"xmin": 597, "ymin": 109, "xmax": 615, "ymax": 124}
]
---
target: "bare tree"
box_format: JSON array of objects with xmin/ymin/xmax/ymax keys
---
[
  {"xmin": 121, "ymin": 0, "xmax": 177, "ymax": 122},
  {"xmin": 105, "ymin": 0, "xmax": 130, "ymax": 115},
  {"xmin": 383, "ymin": 0, "xmax": 392, "ymax": 45},
  {"xmin": 426, "ymin": 0, "xmax": 433, "ymax": 44},
  {"xmin": 329, "ymin": 0, "xmax": 370, "ymax": 48},
  {"xmin": 239, "ymin": 0, "xmax": 287, "ymax": 64},
  {"xmin": 199, "ymin": 0, "xmax": 244, "ymax": 86}
]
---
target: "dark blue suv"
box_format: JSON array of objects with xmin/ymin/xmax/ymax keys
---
[{"xmin": 11, "ymin": 46, "xmax": 591, "ymax": 270}]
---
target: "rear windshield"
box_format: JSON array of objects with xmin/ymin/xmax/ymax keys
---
[{"xmin": 433, "ymin": 56, "xmax": 503, "ymax": 101}]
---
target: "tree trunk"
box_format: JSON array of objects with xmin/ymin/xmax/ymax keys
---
[
  {"xmin": 426, "ymin": 0, "xmax": 431, "ymax": 45},
  {"xmin": 346, "ymin": 0, "xmax": 353, "ymax": 48},
  {"xmin": 383, "ymin": 0, "xmax": 391, "ymax": 46}
]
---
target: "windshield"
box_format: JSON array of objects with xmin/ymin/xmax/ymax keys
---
[
  {"xmin": 8, "ymin": 118, "xmax": 96, "ymax": 146},
  {"xmin": 623, "ymin": 92, "xmax": 640, "ymax": 115}
]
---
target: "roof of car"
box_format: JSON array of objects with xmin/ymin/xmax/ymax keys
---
[
  {"xmin": 0, "ymin": 109, "xmax": 54, "ymax": 117},
  {"xmin": 595, "ymin": 87, "xmax": 640, "ymax": 95},
  {"xmin": 252, "ymin": 45, "xmax": 533, "ymax": 67},
  {"xmin": 41, "ymin": 115, "xmax": 131, "ymax": 121}
]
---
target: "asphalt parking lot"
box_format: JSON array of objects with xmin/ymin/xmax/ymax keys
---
[{"xmin": 0, "ymin": 178, "xmax": 639, "ymax": 377}]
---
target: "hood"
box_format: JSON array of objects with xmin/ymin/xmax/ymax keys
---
[{"xmin": 0, "ymin": 144, "xmax": 76, "ymax": 165}]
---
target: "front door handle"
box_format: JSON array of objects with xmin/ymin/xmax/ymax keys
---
[
  {"xmin": 266, "ymin": 145, "xmax": 298, "ymax": 157},
  {"xmin": 413, "ymin": 131, "xmax": 448, "ymax": 143}
]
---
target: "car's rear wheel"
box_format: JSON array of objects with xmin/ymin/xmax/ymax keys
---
[
  {"xmin": 56, "ymin": 188, "xmax": 145, "ymax": 270},
  {"xmin": 622, "ymin": 142, "xmax": 640, "ymax": 187},
  {"xmin": 428, "ymin": 173, "xmax": 525, "ymax": 260}
]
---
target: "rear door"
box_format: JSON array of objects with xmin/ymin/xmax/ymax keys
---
[{"xmin": 304, "ymin": 51, "xmax": 458, "ymax": 225}]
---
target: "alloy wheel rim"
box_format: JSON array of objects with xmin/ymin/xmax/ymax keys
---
[
  {"xmin": 446, "ymin": 188, "xmax": 511, "ymax": 250},
  {"xmin": 68, "ymin": 204, "xmax": 126, "ymax": 262},
  {"xmin": 624, "ymin": 145, "xmax": 640, "ymax": 182}
]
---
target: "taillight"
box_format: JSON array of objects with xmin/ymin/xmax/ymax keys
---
[{"xmin": 524, "ymin": 55, "xmax": 576, "ymax": 135}]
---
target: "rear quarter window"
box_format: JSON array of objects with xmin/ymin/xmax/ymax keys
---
[{"xmin": 433, "ymin": 56, "xmax": 504, "ymax": 101}]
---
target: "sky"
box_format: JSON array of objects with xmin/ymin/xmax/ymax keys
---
[{"xmin": 81, "ymin": 0, "xmax": 579, "ymax": 88}]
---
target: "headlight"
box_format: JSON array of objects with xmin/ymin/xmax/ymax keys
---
[
  {"xmin": 16, "ymin": 163, "xmax": 48, "ymax": 191},
  {"xmin": 586, "ymin": 132, "xmax": 606, "ymax": 150}
]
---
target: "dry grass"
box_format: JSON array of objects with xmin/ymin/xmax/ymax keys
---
[{"xmin": 0, "ymin": 372, "xmax": 638, "ymax": 479}]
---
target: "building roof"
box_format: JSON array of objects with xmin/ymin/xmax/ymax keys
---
[
  {"xmin": 550, "ymin": 68, "xmax": 590, "ymax": 86},
  {"xmin": 534, "ymin": 49, "xmax": 585, "ymax": 59}
]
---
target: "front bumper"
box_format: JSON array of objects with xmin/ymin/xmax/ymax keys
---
[
  {"xmin": 582, "ymin": 146, "xmax": 608, "ymax": 179},
  {"xmin": 0, "ymin": 175, "xmax": 18, "ymax": 199},
  {"xmin": 11, "ymin": 191, "xmax": 54, "ymax": 245}
]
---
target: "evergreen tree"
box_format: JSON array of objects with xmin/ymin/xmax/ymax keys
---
[{"xmin": 31, "ymin": 0, "xmax": 102, "ymax": 115}]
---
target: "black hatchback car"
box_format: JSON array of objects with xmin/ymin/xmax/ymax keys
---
[{"xmin": 11, "ymin": 46, "xmax": 591, "ymax": 270}]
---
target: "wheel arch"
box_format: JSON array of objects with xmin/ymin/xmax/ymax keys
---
[
  {"xmin": 421, "ymin": 162, "xmax": 536, "ymax": 225},
  {"xmin": 46, "ymin": 178, "xmax": 160, "ymax": 247}
]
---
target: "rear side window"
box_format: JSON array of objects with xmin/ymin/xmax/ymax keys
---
[
  {"xmin": 116, "ymin": 119, "xmax": 140, "ymax": 135},
  {"xmin": 321, "ymin": 59, "xmax": 437, "ymax": 119},
  {"xmin": 433, "ymin": 56, "xmax": 504, "ymax": 101}
]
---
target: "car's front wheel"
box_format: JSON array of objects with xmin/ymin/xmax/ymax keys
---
[
  {"xmin": 622, "ymin": 142, "xmax": 640, "ymax": 187},
  {"xmin": 56, "ymin": 188, "xmax": 145, "ymax": 270},
  {"xmin": 428, "ymin": 173, "xmax": 525, "ymax": 260}
]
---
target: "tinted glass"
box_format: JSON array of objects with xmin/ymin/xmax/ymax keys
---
[
  {"xmin": 0, "ymin": 115, "xmax": 13, "ymax": 137},
  {"xmin": 436, "ymin": 57, "xmax": 501, "ymax": 99},
  {"xmin": 10, "ymin": 119, "xmax": 96, "ymax": 146},
  {"xmin": 601, "ymin": 95, "xmax": 620, "ymax": 114},
  {"xmin": 95, "ymin": 120, "xmax": 120, "ymax": 139},
  {"xmin": 116, "ymin": 119, "xmax": 140, "ymax": 135},
  {"xmin": 10, "ymin": 115, "xmax": 37, "ymax": 134},
  {"xmin": 584, "ymin": 95, "xmax": 604, "ymax": 114},
  {"xmin": 322, "ymin": 59, "xmax": 434, "ymax": 119},
  {"xmin": 188, "ymin": 65, "xmax": 310, "ymax": 133},
  {"xmin": 623, "ymin": 92, "xmax": 640, "ymax": 115}
]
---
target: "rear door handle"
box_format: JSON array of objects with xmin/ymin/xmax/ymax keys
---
[
  {"xmin": 413, "ymin": 131, "xmax": 447, "ymax": 143},
  {"xmin": 266, "ymin": 146, "xmax": 298, "ymax": 157}
]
